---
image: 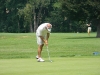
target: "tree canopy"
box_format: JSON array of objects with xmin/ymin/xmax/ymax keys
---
[
  {"xmin": 0, "ymin": 0, "xmax": 100, "ymax": 37},
  {"xmin": 61, "ymin": 0, "xmax": 100, "ymax": 37}
]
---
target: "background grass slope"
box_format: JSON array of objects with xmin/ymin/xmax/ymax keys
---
[{"xmin": 0, "ymin": 33, "xmax": 100, "ymax": 59}]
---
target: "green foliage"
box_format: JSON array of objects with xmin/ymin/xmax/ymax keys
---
[
  {"xmin": 0, "ymin": 0, "xmax": 98, "ymax": 33},
  {"xmin": 0, "ymin": 0, "xmax": 27, "ymax": 33},
  {"xmin": 61, "ymin": 0, "xmax": 100, "ymax": 22}
]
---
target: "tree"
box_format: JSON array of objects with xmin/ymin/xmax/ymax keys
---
[
  {"xmin": 46, "ymin": 0, "xmax": 88, "ymax": 33},
  {"xmin": 18, "ymin": 3, "xmax": 33, "ymax": 32},
  {"xmin": 45, "ymin": 0, "xmax": 72, "ymax": 32},
  {"xmin": 0, "ymin": 0, "xmax": 8, "ymax": 32},
  {"xmin": 0, "ymin": 0, "xmax": 27, "ymax": 32},
  {"xmin": 61, "ymin": 0, "xmax": 100, "ymax": 37},
  {"xmin": 23, "ymin": 0, "xmax": 51, "ymax": 32}
]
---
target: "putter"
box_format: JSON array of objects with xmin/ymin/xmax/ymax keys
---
[{"xmin": 46, "ymin": 46, "xmax": 52, "ymax": 62}]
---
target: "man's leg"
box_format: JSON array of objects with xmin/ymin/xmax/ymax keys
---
[
  {"xmin": 88, "ymin": 30, "xmax": 89, "ymax": 35},
  {"xmin": 37, "ymin": 44, "xmax": 45, "ymax": 62},
  {"xmin": 88, "ymin": 29, "xmax": 91, "ymax": 36},
  {"xmin": 38, "ymin": 44, "xmax": 44, "ymax": 58},
  {"xmin": 88, "ymin": 28, "xmax": 90, "ymax": 36},
  {"xmin": 36, "ymin": 35, "xmax": 45, "ymax": 62}
]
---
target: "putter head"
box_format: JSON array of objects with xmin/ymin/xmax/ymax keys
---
[{"xmin": 50, "ymin": 61, "xmax": 52, "ymax": 62}]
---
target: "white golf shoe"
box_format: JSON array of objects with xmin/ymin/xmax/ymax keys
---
[
  {"xmin": 36, "ymin": 55, "xmax": 39, "ymax": 59},
  {"xmin": 37, "ymin": 58, "xmax": 45, "ymax": 62}
]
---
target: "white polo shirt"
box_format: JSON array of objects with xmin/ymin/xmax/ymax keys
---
[{"xmin": 36, "ymin": 23, "xmax": 50, "ymax": 37}]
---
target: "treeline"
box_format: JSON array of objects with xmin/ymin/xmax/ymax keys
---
[{"xmin": 0, "ymin": 0, "xmax": 99, "ymax": 33}]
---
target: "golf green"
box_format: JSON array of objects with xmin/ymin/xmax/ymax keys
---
[{"xmin": 0, "ymin": 57, "xmax": 100, "ymax": 75}]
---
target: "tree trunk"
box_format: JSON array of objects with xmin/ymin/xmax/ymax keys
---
[
  {"xmin": 18, "ymin": 21, "xmax": 20, "ymax": 33},
  {"xmin": 96, "ymin": 25, "xmax": 100, "ymax": 38},
  {"xmin": 37, "ymin": 6, "xmax": 42, "ymax": 26},
  {"xmin": 30, "ymin": 20, "xmax": 33, "ymax": 33},
  {"xmin": 34, "ymin": 13, "xmax": 37, "ymax": 32}
]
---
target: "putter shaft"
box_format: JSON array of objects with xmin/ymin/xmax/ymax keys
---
[{"xmin": 46, "ymin": 46, "xmax": 52, "ymax": 62}]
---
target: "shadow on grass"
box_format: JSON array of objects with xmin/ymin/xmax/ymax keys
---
[
  {"xmin": 60, "ymin": 55, "xmax": 76, "ymax": 57},
  {"xmin": 65, "ymin": 37, "xmax": 96, "ymax": 39}
]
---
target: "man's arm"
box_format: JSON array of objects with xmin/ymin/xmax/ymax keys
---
[
  {"xmin": 39, "ymin": 33, "xmax": 50, "ymax": 45},
  {"xmin": 46, "ymin": 33, "xmax": 50, "ymax": 41},
  {"xmin": 45, "ymin": 33, "xmax": 50, "ymax": 45},
  {"xmin": 39, "ymin": 36, "xmax": 48, "ymax": 45},
  {"xmin": 39, "ymin": 36, "xmax": 45, "ymax": 43}
]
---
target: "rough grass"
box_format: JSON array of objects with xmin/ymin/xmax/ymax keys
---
[{"xmin": 0, "ymin": 33, "xmax": 100, "ymax": 59}]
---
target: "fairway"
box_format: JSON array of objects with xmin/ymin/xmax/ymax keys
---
[
  {"xmin": 0, "ymin": 33, "xmax": 100, "ymax": 75},
  {"xmin": 0, "ymin": 58, "xmax": 100, "ymax": 75}
]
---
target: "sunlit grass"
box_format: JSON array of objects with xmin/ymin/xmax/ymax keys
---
[
  {"xmin": 0, "ymin": 58, "xmax": 100, "ymax": 75},
  {"xmin": 0, "ymin": 33, "xmax": 100, "ymax": 59},
  {"xmin": 0, "ymin": 33, "xmax": 100, "ymax": 75}
]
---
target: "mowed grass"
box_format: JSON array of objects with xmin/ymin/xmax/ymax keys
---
[
  {"xmin": 0, "ymin": 58, "xmax": 100, "ymax": 75},
  {"xmin": 0, "ymin": 33, "xmax": 100, "ymax": 75}
]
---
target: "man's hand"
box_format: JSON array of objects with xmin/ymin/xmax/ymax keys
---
[
  {"xmin": 39, "ymin": 36, "xmax": 48, "ymax": 46},
  {"xmin": 44, "ymin": 40, "xmax": 48, "ymax": 46}
]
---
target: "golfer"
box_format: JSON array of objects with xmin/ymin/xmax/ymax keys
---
[
  {"xmin": 36, "ymin": 23, "xmax": 52, "ymax": 62},
  {"xmin": 86, "ymin": 23, "xmax": 92, "ymax": 36}
]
